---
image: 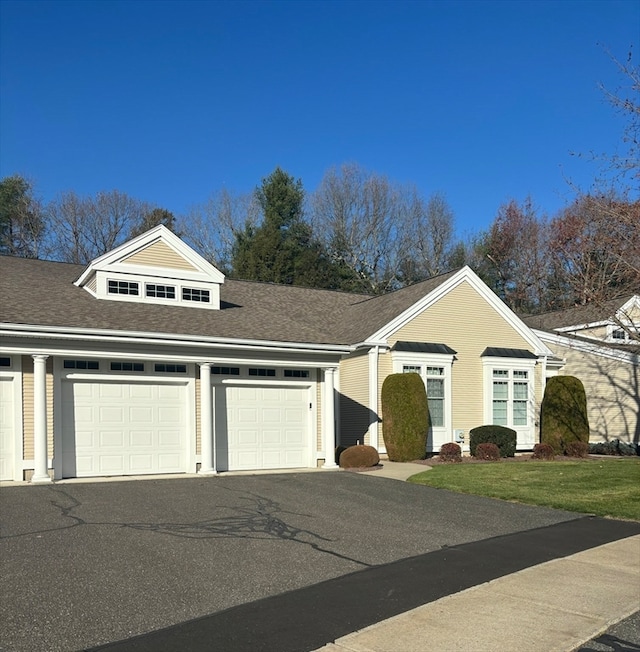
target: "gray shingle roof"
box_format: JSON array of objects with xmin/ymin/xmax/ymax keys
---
[{"xmin": 0, "ymin": 255, "xmax": 459, "ymax": 347}]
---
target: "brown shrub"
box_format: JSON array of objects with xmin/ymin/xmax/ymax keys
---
[
  {"xmin": 439, "ymin": 442, "xmax": 462, "ymax": 463},
  {"xmin": 532, "ymin": 443, "xmax": 555, "ymax": 460},
  {"xmin": 339, "ymin": 445, "xmax": 380, "ymax": 469},
  {"xmin": 564, "ymin": 441, "xmax": 589, "ymax": 458},
  {"xmin": 474, "ymin": 442, "xmax": 500, "ymax": 461}
]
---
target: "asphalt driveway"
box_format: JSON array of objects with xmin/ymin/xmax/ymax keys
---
[{"xmin": 0, "ymin": 471, "xmax": 635, "ymax": 651}]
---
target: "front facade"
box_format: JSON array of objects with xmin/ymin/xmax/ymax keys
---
[{"xmin": 1, "ymin": 226, "xmax": 560, "ymax": 483}]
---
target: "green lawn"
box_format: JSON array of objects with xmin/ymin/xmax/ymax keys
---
[{"xmin": 407, "ymin": 459, "xmax": 640, "ymax": 520}]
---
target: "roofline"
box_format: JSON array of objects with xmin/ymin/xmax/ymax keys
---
[
  {"xmin": 0, "ymin": 323, "xmax": 354, "ymax": 355},
  {"xmin": 533, "ymin": 329, "xmax": 639, "ymax": 364}
]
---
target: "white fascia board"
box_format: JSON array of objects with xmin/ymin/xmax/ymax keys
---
[
  {"xmin": 534, "ymin": 329, "xmax": 639, "ymax": 365},
  {"xmin": 368, "ymin": 266, "xmax": 553, "ymax": 357},
  {"xmin": 75, "ymin": 225, "xmax": 225, "ymax": 286},
  {"xmin": 555, "ymin": 321, "xmax": 609, "ymax": 332},
  {"xmin": 553, "ymin": 296, "xmax": 640, "ymax": 333},
  {"xmin": 0, "ymin": 323, "xmax": 353, "ymax": 355}
]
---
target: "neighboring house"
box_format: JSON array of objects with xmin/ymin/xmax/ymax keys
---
[
  {"xmin": 0, "ymin": 226, "xmax": 555, "ymax": 483},
  {"xmin": 523, "ymin": 296, "xmax": 640, "ymax": 445}
]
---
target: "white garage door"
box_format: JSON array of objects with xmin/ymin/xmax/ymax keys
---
[
  {"xmin": 215, "ymin": 385, "xmax": 310, "ymax": 471},
  {"xmin": 0, "ymin": 377, "xmax": 15, "ymax": 481},
  {"xmin": 62, "ymin": 381, "xmax": 187, "ymax": 477}
]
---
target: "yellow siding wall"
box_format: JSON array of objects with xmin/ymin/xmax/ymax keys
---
[
  {"xmin": 21, "ymin": 356, "xmax": 54, "ymax": 462},
  {"xmin": 195, "ymin": 376, "xmax": 201, "ymax": 456},
  {"xmin": 123, "ymin": 241, "xmax": 198, "ymax": 270},
  {"xmin": 338, "ymin": 353, "xmax": 370, "ymax": 446},
  {"xmin": 387, "ymin": 280, "xmax": 536, "ymax": 438},
  {"xmin": 548, "ymin": 343, "xmax": 638, "ymax": 443}
]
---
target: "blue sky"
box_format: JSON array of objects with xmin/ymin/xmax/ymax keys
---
[{"xmin": 1, "ymin": 0, "xmax": 638, "ymax": 238}]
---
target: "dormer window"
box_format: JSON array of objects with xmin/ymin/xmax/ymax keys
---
[
  {"xmin": 183, "ymin": 287, "xmax": 210, "ymax": 303},
  {"xmin": 146, "ymin": 283, "xmax": 176, "ymax": 299},
  {"xmin": 108, "ymin": 280, "xmax": 139, "ymax": 296}
]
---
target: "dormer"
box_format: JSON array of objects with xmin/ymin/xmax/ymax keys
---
[{"xmin": 74, "ymin": 225, "xmax": 225, "ymax": 310}]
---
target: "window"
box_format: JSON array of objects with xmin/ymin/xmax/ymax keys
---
[
  {"xmin": 182, "ymin": 287, "xmax": 210, "ymax": 303},
  {"xmin": 402, "ymin": 364, "xmax": 446, "ymax": 428},
  {"xmin": 0, "ymin": 357, "xmax": 11, "ymax": 367},
  {"xmin": 154, "ymin": 363, "xmax": 187, "ymax": 373},
  {"xmin": 212, "ymin": 366, "xmax": 240, "ymax": 375},
  {"xmin": 612, "ymin": 328, "xmax": 626, "ymax": 341},
  {"xmin": 249, "ymin": 368, "xmax": 276, "ymax": 377},
  {"xmin": 146, "ymin": 284, "xmax": 176, "ymax": 299},
  {"xmin": 108, "ymin": 280, "xmax": 139, "ymax": 296},
  {"xmin": 284, "ymin": 369, "xmax": 309, "ymax": 378},
  {"xmin": 110, "ymin": 361, "xmax": 144, "ymax": 372},
  {"xmin": 492, "ymin": 369, "xmax": 529, "ymax": 426},
  {"xmin": 63, "ymin": 360, "xmax": 99, "ymax": 370}
]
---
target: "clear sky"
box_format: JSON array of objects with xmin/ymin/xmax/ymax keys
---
[{"xmin": 1, "ymin": 0, "xmax": 638, "ymax": 238}]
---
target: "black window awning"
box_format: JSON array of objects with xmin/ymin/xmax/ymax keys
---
[
  {"xmin": 392, "ymin": 341, "xmax": 457, "ymax": 355},
  {"xmin": 481, "ymin": 347, "xmax": 538, "ymax": 359}
]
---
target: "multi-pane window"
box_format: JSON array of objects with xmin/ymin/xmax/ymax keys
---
[
  {"xmin": 63, "ymin": 360, "xmax": 100, "ymax": 370},
  {"xmin": 0, "ymin": 357, "xmax": 11, "ymax": 367},
  {"xmin": 108, "ymin": 280, "xmax": 139, "ymax": 296},
  {"xmin": 426, "ymin": 367, "xmax": 445, "ymax": 427},
  {"xmin": 284, "ymin": 369, "xmax": 309, "ymax": 378},
  {"xmin": 492, "ymin": 369, "xmax": 528, "ymax": 426},
  {"xmin": 249, "ymin": 368, "xmax": 276, "ymax": 377},
  {"xmin": 182, "ymin": 287, "xmax": 210, "ymax": 303},
  {"xmin": 402, "ymin": 365, "xmax": 445, "ymax": 427},
  {"xmin": 154, "ymin": 363, "xmax": 187, "ymax": 373},
  {"xmin": 111, "ymin": 361, "xmax": 144, "ymax": 372},
  {"xmin": 212, "ymin": 366, "xmax": 240, "ymax": 375},
  {"xmin": 146, "ymin": 284, "xmax": 176, "ymax": 299}
]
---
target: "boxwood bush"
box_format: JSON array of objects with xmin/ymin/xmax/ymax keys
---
[{"xmin": 469, "ymin": 425, "xmax": 517, "ymax": 458}]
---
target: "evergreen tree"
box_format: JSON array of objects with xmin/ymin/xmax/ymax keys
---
[{"xmin": 231, "ymin": 167, "xmax": 342, "ymax": 288}]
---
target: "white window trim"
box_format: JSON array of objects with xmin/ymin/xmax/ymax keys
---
[
  {"xmin": 482, "ymin": 357, "xmax": 536, "ymax": 445},
  {"xmin": 392, "ymin": 351, "xmax": 453, "ymax": 448}
]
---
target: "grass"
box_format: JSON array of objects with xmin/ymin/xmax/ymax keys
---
[{"xmin": 407, "ymin": 459, "xmax": 640, "ymax": 520}]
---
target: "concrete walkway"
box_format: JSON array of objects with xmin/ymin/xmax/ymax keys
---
[{"xmin": 317, "ymin": 461, "xmax": 640, "ymax": 652}]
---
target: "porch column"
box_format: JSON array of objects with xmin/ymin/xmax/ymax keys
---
[
  {"xmin": 31, "ymin": 355, "xmax": 52, "ymax": 484},
  {"xmin": 322, "ymin": 367, "xmax": 338, "ymax": 469},
  {"xmin": 368, "ymin": 346, "xmax": 379, "ymax": 450},
  {"xmin": 198, "ymin": 363, "xmax": 216, "ymax": 475}
]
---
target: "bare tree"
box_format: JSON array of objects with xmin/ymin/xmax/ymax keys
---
[
  {"xmin": 179, "ymin": 188, "xmax": 260, "ymax": 273},
  {"xmin": 311, "ymin": 163, "xmax": 417, "ymax": 294},
  {"xmin": 46, "ymin": 190, "xmax": 152, "ymax": 264}
]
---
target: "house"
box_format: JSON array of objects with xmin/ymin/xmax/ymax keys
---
[
  {"xmin": 523, "ymin": 296, "xmax": 640, "ymax": 445},
  {"xmin": 0, "ymin": 226, "xmax": 556, "ymax": 483}
]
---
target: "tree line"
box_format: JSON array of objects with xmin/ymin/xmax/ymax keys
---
[{"xmin": 1, "ymin": 51, "xmax": 638, "ymax": 318}]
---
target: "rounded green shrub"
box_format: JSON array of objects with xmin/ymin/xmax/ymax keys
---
[
  {"xmin": 439, "ymin": 442, "xmax": 462, "ymax": 463},
  {"xmin": 540, "ymin": 376, "xmax": 590, "ymax": 455},
  {"xmin": 564, "ymin": 441, "xmax": 589, "ymax": 458},
  {"xmin": 532, "ymin": 443, "xmax": 555, "ymax": 460},
  {"xmin": 475, "ymin": 442, "xmax": 500, "ymax": 461},
  {"xmin": 469, "ymin": 425, "xmax": 516, "ymax": 458},
  {"xmin": 339, "ymin": 445, "xmax": 380, "ymax": 469},
  {"xmin": 381, "ymin": 373, "xmax": 428, "ymax": 462}
]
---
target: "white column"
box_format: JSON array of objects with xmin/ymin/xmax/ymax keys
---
[
  {"xmin": 368, "ymin": 346, "xmax": 379, "ymax": 450},
  {"xmin": 31, "ymin": 355, "xmax": 52, "ymax": 484},
  {"xmin": 322, "ymin": 367, "xmax": 338, "ymax": 469},
  {"xmin": 198, "ymin": 363, "xmax": 216, "ymax": 475}
]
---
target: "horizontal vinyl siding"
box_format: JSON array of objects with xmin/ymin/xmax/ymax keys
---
[
  {"xmin": 123, "ymin": 241, "xmax": 197, "ymax": 271},
  {"xmin": 195, "ymin": 376, "xmax": 201, "ymax": 456},
  {"xmin": 339, "ymin": 353, "xmax": 370, "ymax": 447},
  {"xmin": 548, "ymin": 343, "xmax": 639, "ymax": 443},
  {"xmin": 21, "ymin": 356, "xmax": 54, "ymax": 463},
  {"xmin": 387, "ymin": 280, "xmax": 534, "ymax": 437}
]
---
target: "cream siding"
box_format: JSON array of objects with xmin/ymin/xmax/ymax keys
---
[
  {"xmin": 86, "ymin": 275, "xmax": 97, "ymax": 293},
  {"xmin": 123, "ymin": 241, "xmax": 198, "ymax": 271},
  {"xmin": 546, "ymin": 342, "xmax": 638, "ymax": 443},
  {"xmin": 195, "ymin": 375, "xmax": 201, "ymax": 457},
  {"xmin": 338, "ymin": 353, "xmax": 370, "ymax": 446},
  {"xmin": 386, "ymin": 280, "xmax": 537, "ymax": 441},
  {"xmin": 21, "ymin": 356, "xmax": 54, "ymax": 470}
]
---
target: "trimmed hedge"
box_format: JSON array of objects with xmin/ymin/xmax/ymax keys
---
[
  {"xmin": 439, "ymin": 442, "xmax": 462, "ymax": 463},
  {"xmin": 475, "ymin": 442, "xmax": 500, "ymax": 461},
  {"xmin": 589, "ymin": 439, "xmax": 639, "ymax": 456},
  {"xmin": 381, "ymin": 373, "xmax": 428, "ymax": 462},
  {"xmin": 540, "ymin": 376, "xmax": 589, "ymax": 455},
  {"xmin": 469, "ymin": 425, "xmax": 516, "ymax": 458},
  {"xmin": 339, "ymin": 445, "xmax": 380, "ymax": 469}
]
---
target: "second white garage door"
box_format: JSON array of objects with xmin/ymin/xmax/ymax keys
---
[
  {"xmin": 61, "ymin": 381, "xmax": 187, "ymax": 478},
  {"xmin": 0, "ymin": 376, "xmax": 15, "ymax": 481},
  {"xmin": 215, "ymin": 385, "xmax": 310, "ymax": 471}
]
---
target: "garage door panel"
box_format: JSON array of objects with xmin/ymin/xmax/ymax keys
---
[
  {"xmin": 0, "ymin": 377, "xmax": 15, "ymax": 481},
  {"xmin": 216, "ymin": 385, "xmax": 310, "ymax": 471},
  {"xmin": 62, "ymin": 381, "xmax": 187, "ymax": 478}
]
